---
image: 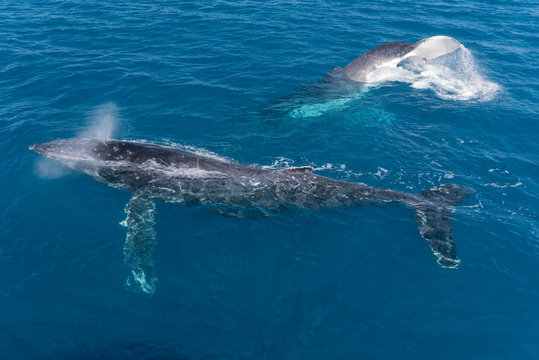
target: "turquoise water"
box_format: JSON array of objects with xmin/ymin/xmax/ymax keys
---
[{"xmin": 1, "ymin": 1, "xmax": 538, "ymax": 358}]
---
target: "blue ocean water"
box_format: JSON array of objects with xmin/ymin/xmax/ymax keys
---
[{"xmin": 1, "ymin": 0, "xmax": 538, "ymax": 358}]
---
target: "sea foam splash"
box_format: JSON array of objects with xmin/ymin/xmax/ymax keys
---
[{"xmin": 366, "ymin": 47, "xmax": 500, "ymax": 101}]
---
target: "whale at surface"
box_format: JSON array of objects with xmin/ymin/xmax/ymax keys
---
[
  {"xmin": 337, "ymin": 36, "xmax": 464, "ymax": 82},
  {"xmin": 263, "ymin": 36, "xmax": 472, "ymax": 120},
  {"xmin": 31, "ymin": 139, "xmax": 467, "ymax": 294}
]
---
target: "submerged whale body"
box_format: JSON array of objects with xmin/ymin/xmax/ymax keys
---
[
  {"xmin": 31, "ymin": 139, "xmax": 467, "ymax": 294},
  {"xmin": 338, "ymin": 35, "xmax": 464, "ymax": 82}
]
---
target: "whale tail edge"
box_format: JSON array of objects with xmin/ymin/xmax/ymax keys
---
[{"xmin": 413, "ymin": 184, "xmax": 468, "ymax": 268}]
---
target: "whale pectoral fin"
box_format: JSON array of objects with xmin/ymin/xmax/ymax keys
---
[
  {"xmin": 412, "ymin": 184, "xmax": 467, "ymax": 268},
  {"xmin": 409, "ymin": 36, "xmax": 463, "ymax": 61},
  {"xmin": 121, "ymin": 192, "xmax": 158, "ymax": 294},
  {"xmin": 414, "ymin": 206, "xmax": 459, "ymax": 268}
]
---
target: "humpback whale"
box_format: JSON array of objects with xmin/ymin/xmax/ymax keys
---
[
  {"xmin": 337, "ymin": 36, "xmax": 464, "ymax": 82},
  {"xmin": 263, "ymin": 36, "xmax": 466, "ymax": 120},
  {"xmin": 31, "ymin": 139, "xmax": 467, "ymax": 294}
]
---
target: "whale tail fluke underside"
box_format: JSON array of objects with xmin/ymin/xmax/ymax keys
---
[{"xmin": 413, "ymin": 184, "xmax": 467, "ymax": 268}]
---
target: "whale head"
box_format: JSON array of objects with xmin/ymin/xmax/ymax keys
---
[
  {"xmin": 30, "ymin": 138, "xmax": 200, "ymax": 188},
  {"xmin": 31, "ymin": 139, "xmax": 101, "ymax": 161},
  {"xmin": 30, "ymin": 139, "xmax": 124, "ymax": 178}
]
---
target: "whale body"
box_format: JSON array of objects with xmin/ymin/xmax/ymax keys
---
[
  {"xmin": 338, "ymin": 36, "xmax": 464, "ymax": 82},
  {"xmin": 31, "ymin": 139, "xmax": 467, "ymax": 294}
]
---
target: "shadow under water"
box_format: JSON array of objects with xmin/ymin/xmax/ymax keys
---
[{"xmin": 261, "ymin": 70, "xmax": 394, "ymax": 127}]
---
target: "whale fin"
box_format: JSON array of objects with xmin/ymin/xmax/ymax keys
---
[
  {"xmin": 412, "ymin": 184, "xmax": 467, "ymax": 268},
  {"xmin": 121, "ymin": 191, "xmax": 158, "ymax": 294},
  {"xmin": 280, "ymin": 166, "xmax": 313, "ymax": 174},
  {"xmin": 407, "ymin": 36, "xmax": 463, "ymax": 61}
]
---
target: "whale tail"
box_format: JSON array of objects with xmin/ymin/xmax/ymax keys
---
[{"xmin": 411, "ymin": 184, "xmax": 467, "ymax": 268}]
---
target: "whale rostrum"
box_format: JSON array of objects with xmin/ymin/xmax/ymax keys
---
[{"xmin": 31, "ymin": 139, "xmax": 467, "ymax": 294}]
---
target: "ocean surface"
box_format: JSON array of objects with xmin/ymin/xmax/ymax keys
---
[{"xmin": 1, "ymin": 0, "xmax": 538, "ymax": 358}]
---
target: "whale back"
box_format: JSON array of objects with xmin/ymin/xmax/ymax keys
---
[{"xmin": 32, "ymin": 139, "xmax": 260, "ymax": 189}]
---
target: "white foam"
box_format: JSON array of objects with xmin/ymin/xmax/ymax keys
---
[
  {"xmin": 313, "ymin": 163, "xmax": 333, "ymax": 171},
  {"xmin": 262, "ymin": 157, "xmax": 295, "ymax": 170},
  {"xmin": 130, "ymin": 269, "xmax": 156, "ymax": 295},
  {"xmin": 373, "ymin": 167, "xmax": 389, "ymax": 179},
  {"xmin": 365, "ymin": 47, "xmax": 500, "ymax": 101},
  {"xmin": 483, "ymin": 181, "xmax": 522, "ymax": 189}
]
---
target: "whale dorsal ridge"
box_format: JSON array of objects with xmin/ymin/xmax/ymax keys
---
[{"xmin": 280, "ymin": 166, "xmax": 313, "ymax": 174}]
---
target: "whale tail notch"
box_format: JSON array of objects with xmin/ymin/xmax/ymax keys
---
[{"xmin": 412, "ymin": 184, "xmax": 467, "ymax": 268}]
